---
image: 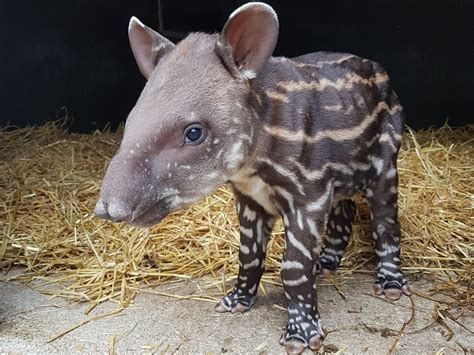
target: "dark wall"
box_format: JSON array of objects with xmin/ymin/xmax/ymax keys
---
[
  {"xmin": 0, "ymin": 1, "xmax": 157, "ymax": 131},
  {"xmin": 0, "ymin": 0, "xmax": 472, "ymax": 132}
]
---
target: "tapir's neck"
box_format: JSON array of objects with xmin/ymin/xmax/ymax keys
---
[
  {"xmin": 228, "ymin": 55, "xmax": 314, "ymax": 212},
  {"xmin": 245, "ymin": 56, "xmax": 313, "ymax": 166}
]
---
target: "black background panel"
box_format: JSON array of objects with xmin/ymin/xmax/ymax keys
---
[{"xmin": 0, "ymin": 0, "xmax": 472, "ymax": 132}]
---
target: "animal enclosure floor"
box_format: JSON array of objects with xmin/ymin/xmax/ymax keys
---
[{"xmin": 0, "ymin": 273, "xmax": 472, "ymax": 354}]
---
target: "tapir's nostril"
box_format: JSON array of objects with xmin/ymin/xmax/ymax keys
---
[
  {"xmin": 106, "ymin": 203, "xmax": 133, "ymax": 223},
  {"xmin": 94, "ymin": 200, "xmax": 133, "ymax": 222},
  {"xmin": 94, "ymin": 200, "xmax": 111, "ymax": 220}
]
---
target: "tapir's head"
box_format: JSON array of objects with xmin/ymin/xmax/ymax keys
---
[{"xmin": 94, "ymin": 3, "xmax": 279, "ymax": 227}]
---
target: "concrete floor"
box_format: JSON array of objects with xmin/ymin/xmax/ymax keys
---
[{"xmin": 0, "ymin": 273, "xmax": 472, "ymax": 354}]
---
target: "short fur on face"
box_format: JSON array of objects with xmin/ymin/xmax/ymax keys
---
[{"xmin": 97, "ymin": 34, "xmax": 256, "ymax": 226}]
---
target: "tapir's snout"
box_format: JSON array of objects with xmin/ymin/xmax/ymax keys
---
[
  {"xmin": 94, "ymin": 153, "xmax": 178, "ymax": 227},
  {"xmin": 94, "ymin": 153, "xmax": 159, "ymax": 225},
  {"xmin": 94, "ymin": 199, "xmax": 134, "ymax": 223},
  {"xmin": 94, "ymin": 193, "xmax": 173, "ymax": 227}
]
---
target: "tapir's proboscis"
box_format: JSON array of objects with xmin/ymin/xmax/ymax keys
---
[{"xmin": 95, "ymin": 2, "xmax": 410, "ymax": 353}]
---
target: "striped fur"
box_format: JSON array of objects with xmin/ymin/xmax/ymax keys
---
[
  {"xmin": 96, "ymin": 4, "xmax": 408, "ymax": 353},
  {"xmin": 226, "ymin": 52, "xmax": 407, "ymax": 351}
]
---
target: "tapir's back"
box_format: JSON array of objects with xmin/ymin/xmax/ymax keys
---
[
  {"xmin": 259, "ymin": 51, "xmax": 403, "ymax": 132},
  {"xmin": 255, "ymin": 51, "xmax": 405, "ymax": 193}
]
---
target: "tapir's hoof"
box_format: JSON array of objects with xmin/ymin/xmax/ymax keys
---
[
  {"xmin": 285, "ymin": 340, "xmax": 305, "ymax": 354},
  {"xmin": 214, "ymin": 300, "xmax": 250, "ymax": 314},
  {"xmin": 279, "ymin": 334, "xmax": 322, "ymax": 354},
  {"xmin": 214, "ymin": 300, "xmax": 231, "ymax": 313},
  {"xmin": 214, "ymin": 290, "xmax": 254, "ymax": 314},
  {"xmin": 374, "ymin": 283, "xmax": 411, "ymax": 300}
]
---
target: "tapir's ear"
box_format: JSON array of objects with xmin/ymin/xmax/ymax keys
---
[
  {"xmin": 128, "ymin": 16, "xmax": 175, "ymax": 79},
  {"xmin": 217, "ymin": 2, "xmax": 279, "ymax": 79}
]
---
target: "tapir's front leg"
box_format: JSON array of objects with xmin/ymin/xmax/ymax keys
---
[
  {"xmin": 215, "ymin": 191, "xmax": 275, "ymax": 313},
  {"xmin": 280, "ymin": 205, "xmax": 329, "ymax": 354}
]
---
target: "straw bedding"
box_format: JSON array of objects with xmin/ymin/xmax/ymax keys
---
[{"xmin": 0, "ymin": 122, "xmax": 472, "ymax": 312}]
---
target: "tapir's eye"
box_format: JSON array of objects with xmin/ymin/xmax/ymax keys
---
[{"xmin": 184, "ymin": 124, "xmax": 206, "ymax": 145}]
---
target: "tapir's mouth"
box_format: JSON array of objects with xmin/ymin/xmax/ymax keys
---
[
  {"xmin": 129, "ymin": 194, "xmax": 201, "ymax": 228},
  {"xmin": 128, "ymin": 201, "xmax": 172, "ymax": 228}
]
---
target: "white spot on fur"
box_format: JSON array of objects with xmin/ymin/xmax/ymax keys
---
[
  {"xmin": 243, "ymin": 259, "xmax": 259, "ymax": 269},
  {"xmin": 370, "ymin": 156, "xmax": 384, "ymax": 175},
  {"xmin": 243, "ymin": 205, "xmax": 256, "ymax": 222},
  {"xmin": 281, "ymin": 260, "xmax": 304, "ymax": 270},
  {"xmin": 283, "ymin": 275, "xmax": 309, "ymax": 287},
  {"xmin": 240, "ymin": 226, "xmax": 253, "ymax": 238},
  {"xmin": 379, "ymin": 132, "xmax": 398, "ymax": 151},
  {"xmin": 375, "ymin": 243, "xmax": 399, "ymax": 257},
  {"xmin": 323, "ymin": 104, "xmax": 343, "ymax": 111},
  {"xmin": 380, "ymin": 261, "xmax": 399, "ymax": 269},
  {"xmin": 242, "ymin": 69, "xmax": 257, "ymax": 79},
  {"xmin": 240, "ymin": 244, "xmax": 250, "ymax": 254},
  {"xmin": 326, "ymin": 237, "xmax": 343, "ymax": 245},
  {"xmin": 377, "ymin": 224, "xmax": 386, "ymax": 234},
  {"xmin": 387, "ymin": 167, "xmax": 397, "ymax": 178},
  {"xmin": 324, "ymin": 247, "xmax": 344, "ymax": 256},
  {"xmin": 256, "ymin": 218, "xmax": 263, "ymax": 243}
]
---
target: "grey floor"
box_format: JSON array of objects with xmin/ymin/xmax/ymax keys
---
[{"xmin": 0, "ymin": 273, "xmax": 472, "ymax": 354}]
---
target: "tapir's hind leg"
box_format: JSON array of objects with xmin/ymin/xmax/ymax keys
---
[
  {"xmin": 364, "ymin": 159, "xmax": 410, "ymax": 300},
  {"xmin": 319, "ymin": 199, "xmax": 356, "ymax": 276},
  {"xmin": 215, "ymin": 191, "xmax": 275, "ymax": 313}
]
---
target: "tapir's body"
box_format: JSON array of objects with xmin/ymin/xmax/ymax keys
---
[
  {"xmin": 237, "ymin": 51, "xmax": 403, "ymax": 207},
  {"xmin": 95, "ymin": 3, "xmax": 409, "ymax": 353}
]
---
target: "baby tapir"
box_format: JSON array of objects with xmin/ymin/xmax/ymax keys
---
[{"xmin": 95, "ymin": 2, "xmax": 410, "ymax": 353}]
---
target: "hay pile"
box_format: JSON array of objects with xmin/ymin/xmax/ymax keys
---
[{"xmin": 0, "ymin": 122, "xmax": 472, "ymax": 311}]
